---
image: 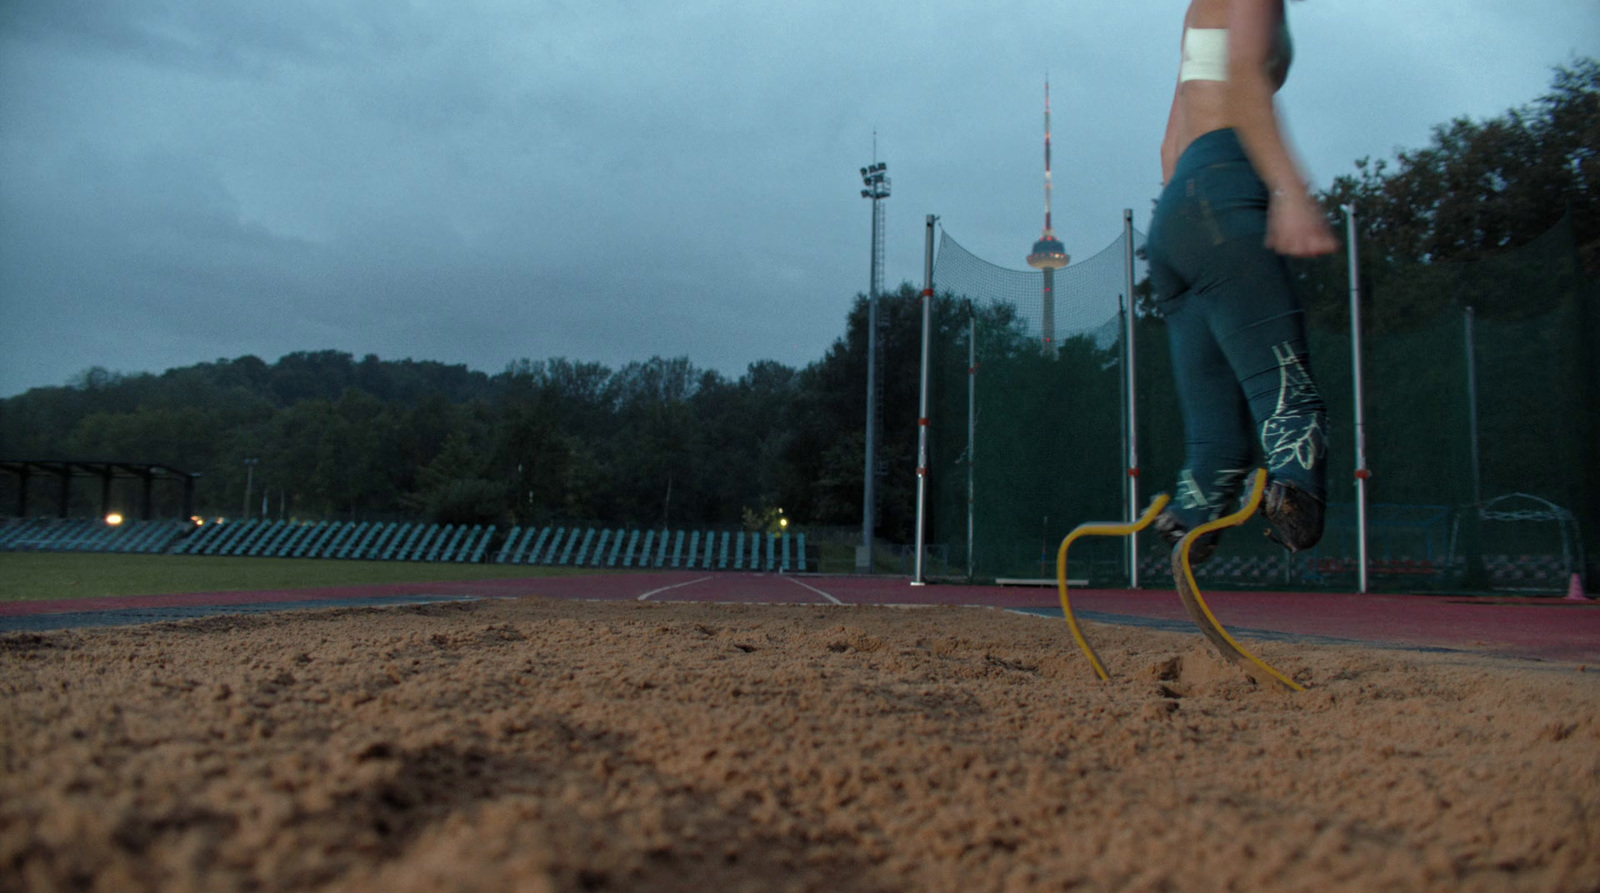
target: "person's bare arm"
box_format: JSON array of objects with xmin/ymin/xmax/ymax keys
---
[{"xmin": 1224, "ymin": 0, "xmax": 1337, "ymax": 256}]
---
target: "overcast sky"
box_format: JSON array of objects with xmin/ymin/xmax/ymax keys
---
[{"xmin": 1, "ymin": 0, "xmax": 1595, "ymax": 397}]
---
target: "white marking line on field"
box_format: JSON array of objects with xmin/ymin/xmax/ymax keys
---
[
  {"xmin": 636, "ymin": 576, "xmax": 714, "ymax": 601},
  {"xmin": 786, "ymin": 576, "xmax": 844, "ymax": 605}
]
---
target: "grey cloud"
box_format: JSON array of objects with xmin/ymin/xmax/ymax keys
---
[{"xmin": 1, "ymin": 0, "xmax": 1594, "ymax": 396}]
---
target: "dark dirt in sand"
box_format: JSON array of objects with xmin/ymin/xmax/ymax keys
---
[{"xmin": 2, "ymin": 596, "xmax": 1597, "ymax": 892}]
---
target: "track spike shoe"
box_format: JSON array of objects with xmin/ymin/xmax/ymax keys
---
[
  {"xmin": 1154, "ymin": 508, "xmax": 1220, "ymax": 566},
  {"xmin": 1263, "ymin": 479, "xmax": 1325, "ymax": 552}
]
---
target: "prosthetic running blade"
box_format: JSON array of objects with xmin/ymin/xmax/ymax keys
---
[
  {"xmin": 1171, "ymin": 468, "xmax": 1305, "ymax": 692},
  {"xmin": 1056, "ymin": 493, "xmax": 1171, "ymax": 681}
]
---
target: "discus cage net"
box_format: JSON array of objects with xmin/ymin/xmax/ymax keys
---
[{"xmin": 924, "ymin": 215, "xmax": 1598, "ymax": 592}]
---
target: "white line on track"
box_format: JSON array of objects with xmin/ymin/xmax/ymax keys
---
[
  {"xmin": 785, "ymin": 576, "xmax": 844, "ymax": 605},
  {"xmin": 636, "ymin": 576, "xmax": 714, "ymax": 601}
]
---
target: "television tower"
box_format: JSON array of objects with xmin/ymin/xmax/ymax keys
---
[{"xmin": 1026, "ymin": 79, "xmax": 1069, "ymax": 354}]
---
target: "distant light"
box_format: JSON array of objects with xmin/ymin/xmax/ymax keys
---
[
  {"xmin": 191, "ymin": 516, "xmax": 205, "ymax": 526},
  {"xmin": 780, "ymin": 517, "xmax": 789, "ymax": 529},
  {"xmin": 105, "ymin": 513, "xmax": 124, "ymax": 526}
]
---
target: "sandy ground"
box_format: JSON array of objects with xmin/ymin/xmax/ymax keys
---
[{"xmin": 2, "ymin": 596, "xmax": 1597, "ymax": 893}]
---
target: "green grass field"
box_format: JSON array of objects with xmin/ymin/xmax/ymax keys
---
[
  {"xmin": 0, "ymin": 553, "xmax": 591, "ymax": 603},
  {"xmin": 1, "ymin": 536, "xmax": 881, "ymax": 604}
]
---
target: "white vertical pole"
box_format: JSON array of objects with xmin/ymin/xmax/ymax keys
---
[
  {"xmin": 1122, "ymin": 209, "xmax": 1141, "ymax": 588},
  {"xmin": 1117, "ymin": 293, "xmax": 1129, "ymax": 524},
  {"xmin": 861, "ymin": 198, "xmax": 880, "ymax": 571},
  {"xmin": 912, "ymin": 214, "xmax": 937, "ymax": 585},
  {"xmin": 1464, "ymin": 306, "xmax": 1481, "ymax": 507},
  {"xmin": 967, "ymin": 302, "xmax": 976, "ymax": 581},
  {"xmin": 1344, "ymin": 205, "xmax": 1370, "ymax": 594}
]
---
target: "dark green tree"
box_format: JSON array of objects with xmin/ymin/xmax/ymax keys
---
[{"xmin": 1315, "ymin": 57, "xmax": 1599, "ymax": 332}]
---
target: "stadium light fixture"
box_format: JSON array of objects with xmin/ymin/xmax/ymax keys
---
[{"xmin": 858, "ymin": 153, "xmax": 890, "ymax": 571}]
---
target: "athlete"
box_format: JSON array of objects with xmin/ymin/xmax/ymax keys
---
[{"xmin": 1146, "ymin": 0, "xmax": 1336, "ymax": 562}]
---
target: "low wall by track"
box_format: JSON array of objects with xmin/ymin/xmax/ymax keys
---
[{"xmin": 0, "ymin": 517, "xmax": 813, "ymax": 572}]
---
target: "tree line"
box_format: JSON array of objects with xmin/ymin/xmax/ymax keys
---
[
  {"xmin": 0, "ymin": 291, "xmax": 1015, "ymax": 543},
  {"xmin": 1308, "ymin": 57, "xmax": 1598, "ymax": 330}
]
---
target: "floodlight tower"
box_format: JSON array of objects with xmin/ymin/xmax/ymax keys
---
[
  {"xmin": 1026, "ymin": 80, "xmax": 1070, "ymax": 355},
  {"xmin": 858, "ymin": 158, "xmax": 890, "ymax": 572}
]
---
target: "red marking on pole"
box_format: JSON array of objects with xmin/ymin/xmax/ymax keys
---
[
  {"xmin": 921, "ymin": 289, "xmax": 933, "ymax": 297},
  {"xmin": 918, "ymin": 418, "xmax": 930, "ymax": 426},
  {"xmin": 916, "ymin": 467, "xmax": 928, "ymax": 476},
  {"xmin": 1128, "ymin": 467, "xmax": 1141, "ymax": 478},
  {"xmin": 1355, "ymin": 468, "xmax": 1372, "ymax": 480}
]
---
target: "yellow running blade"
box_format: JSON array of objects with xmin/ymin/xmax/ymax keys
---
[
  {"xmin": 1171, "ymin": 468, "xmax": 1305, "ymax": 692},
  {"xmin": 1056, "ymin": 493, "xmax": 1171, "ymax": 681}
]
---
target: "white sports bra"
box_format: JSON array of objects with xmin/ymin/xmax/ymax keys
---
[{"xmin": 1179, "ymin": 19, "xmax": 1292, "ymax": 84}]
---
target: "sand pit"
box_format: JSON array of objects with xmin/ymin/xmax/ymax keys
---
[{"xmin": 2, "ymin": 596, "xmax": 1597, "ymax": 892}]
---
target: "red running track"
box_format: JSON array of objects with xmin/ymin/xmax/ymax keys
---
[{"xmin": 3, "ymin": 572, "xmax": 1596, "ymax": 665}]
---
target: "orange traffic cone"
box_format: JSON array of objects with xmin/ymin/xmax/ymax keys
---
[{"xmin": 1566, "ymin": 573, "xmax": 1589, "ymax": 602}]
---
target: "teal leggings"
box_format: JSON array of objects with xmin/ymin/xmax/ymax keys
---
[{"xmin": 1146, "ymin": 129, "xmax": 1327, "ymax": 529}]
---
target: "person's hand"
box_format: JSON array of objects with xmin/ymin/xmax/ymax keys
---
[{"xmin": 1266, "ymin": 190, "xmax": 1339, "ymax": 257}]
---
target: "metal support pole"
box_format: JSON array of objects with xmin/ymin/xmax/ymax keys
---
[
  {"xmin": 859, "ymin": 161, "xmax": 890, "ymax": 572},
  {"xmin": 1344, "ymin": 206, "xmax": 1370, "ymax": 594},
  {"xmin": 1464, "ymin": 306, "xmax": 1482, "ymax": 507},
  {"xmin": 1122, "ymin": 209, "xmax": 1142, "ymax": 588},
  {"xmin": 913, "ymin": 215, "xmax": 937, "ymax": 585},
  {"xmin": 862, "ymin": 237, "xmax": 879, "ymax": 570},
  {"xmin": 1118, "ymin": 293, "xmax": 1129, "ymax": 553},
  {"xmin": 243, "ymin": 458, "xmax": 259, "ymax": 521},
  {"xmin": 967, "ymin": 302, "xmax": 976, "ymax": 581}
]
